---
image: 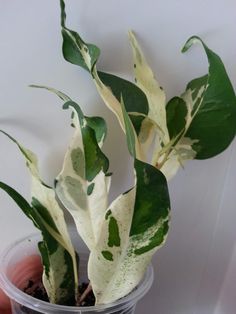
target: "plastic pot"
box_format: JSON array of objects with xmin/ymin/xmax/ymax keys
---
[{"xmin": 0, "ymin": 233, "xmax": 154, "ymax": 314}]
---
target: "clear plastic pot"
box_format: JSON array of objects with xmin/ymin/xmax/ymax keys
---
[{"xmin": 0, "ymin": 233, "xmax": 154, "ymax": 314}]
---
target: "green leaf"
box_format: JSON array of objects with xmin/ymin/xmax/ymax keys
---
[
  {"xmin": 181, "ymin": 36, "xmax": 236, "ymax": 159},
  {"xmin": 60, "ymin": 0, "xmax": 100, "ymax": 72},
  {"xmin": 166, "ymin": 97, "xmax": 188, "ymax": 139},
  {"xmin": 85, "ymin": 116, "xmax": 107, "ymax": 147},
  {"xmin": 0, "ymin": 181, "xmax": 40, "ymax": 229},
  {"xmin": 130, "ymin": 160, "xmax": 170, "ymax": 236},
  {"xmin": 88, "ymin": 159, "xmax": 170, "ymax": 304}
]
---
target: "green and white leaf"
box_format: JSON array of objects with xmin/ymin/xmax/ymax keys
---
[
  {"xmin": 60, "ymin": 0, "xmax": 100, "ymax": 72},
  {"xmin": 56, "ymin": 100, "xmax": 110, "ymax": 251},
  {"xmin": 0, "ymin": 130, "xmax": 78, "ymax": 305},
  {"xmin": 98, "ymin": 71, "xmax": 149, "ymax": 117},
  {"xmin": 153, "ymin": 97, "xmax": 196, "ymax": 179},
  {"xmin": 171, "ymin": 36, "xmax": 236, "ymax": 160},
  {"xmin": 85, "ymin": 116, "xmax": 107, "ymax": 147},
  {"xmin": 158, "ymin": 137, "xmax": 197, "ymax": 180},
  {"xmin": 128, "ymin": 31, "xmax": 170, "ymax": 146},
  {"xmin": 160, "ymin": 36, "xmax": 236, "ymax": 177},
  {"xmin": 59, "ymin": 1, "xmax": 146, "ymax": 161},
  {"xmin": 30, "ymin": 84, "xmax": 108, "ymax": 147},
  {"xmin": 60, "ymin": 1, "xmax": 125, "ymax": 138},
  {"xmin": 88, "ymin": 159, "xmax": 170, "ymax": 304},
  {"xmin": 30, "ymin": 85, "xmax": 111, "ymax": 250}
]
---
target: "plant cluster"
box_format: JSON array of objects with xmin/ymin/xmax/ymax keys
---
[{"xmin": 0, "ymin": 0, "xmax": 235, "ymax": 306}]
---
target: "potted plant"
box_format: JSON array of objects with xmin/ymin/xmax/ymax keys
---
[{"xmin": 0, "ymin": 1, "xmax": 235, "ymax": 313}]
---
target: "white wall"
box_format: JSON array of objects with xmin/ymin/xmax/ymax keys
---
[{"xmin": 0, "ymin": 1, "xmax": 236, "ymax": 313}]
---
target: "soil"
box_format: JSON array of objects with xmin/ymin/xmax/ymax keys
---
[
  {"xmin": 24, "ymin": 280, "xmax": 49, "ymax": 303},
  {"xmin": 19, "ymin": 280, "xmax": 96, "ymax": 313},
  {"xmin": 78, "ymin": 282, "xmax": 95, "ymax": 306},
  {"xmin": 19, "ymin": 281, "xmax": 126, "ymax": 314}
]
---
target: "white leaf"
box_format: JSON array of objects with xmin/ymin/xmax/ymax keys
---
[{"xmin": 128, "ymin": 31, "xmax": 169, "ymax": 146}]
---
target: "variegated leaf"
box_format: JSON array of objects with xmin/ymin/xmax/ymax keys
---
[
  {"xmin": 30, "ymin": 84, "xmax": 108, "ymax": 147},
  {"xmin": 97, "ymin": 72, "xmax": 149, "ymax": 135},
  {"xmin": 85, "ymin": 116, "xmax": 107, "ymax": 147},
  {"xmin": 128, "ymin": 31, "xmax": 170, "ymax": 146},
  {"xmin": 60, "ymin": 0, "xmax": 100, "ymax": 72},
  {"xmin": 0, "ymin": 130, "xmax": 78, "ymax": 305},
  {"xmin": 158, "ymin": 137, "xmax": 197, "ymax": 180},
  {"xmin": 168, "ymin": 36, "xmax": 236, "ymax": 160},
  {"xmin": 160, "ymin": 37, "xmax": 236, "ymax": 177},
  {"xmin": 88, "ymin": 159, "xmax": 170, "ymax": 304},
  {"xmin": 87, "ymin": 91, "xmax": 170, "ymax": 304},
  {"xmin": 98, "ymin": 72, "xmax": 156, "ymax": 159},
  {"xmin": 31, "ymin": 84, "xmax": 110, "ymax": 251},
  {"xmin": 59, "ymin": 1, "xmax": 124, "ymax": 130},
  {"xmin": 56, "ymin": 100, "xmax": 110, "ymax": 251},
  {"xmin": 59, "ymin": 1, "xmax": 145, "ymax": 162},
  {"xmin": 154, "ymin": 97, "xmax": 197, "ymax": 179}
]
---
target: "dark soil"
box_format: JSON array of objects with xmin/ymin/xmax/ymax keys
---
[
  {"xmin": 19, "ymin": 280, "xmax": 96, "ymax": 313},
  {"xmin": 24, "ymin": 280, "xmax": 49, "ymax": 302},
  {"xmin": 78, "ymin": 282, "xmax": 95, "ymax": 306},
  {"xmin": 19, "ymin": 281, "xmax": 126, "ymax": 314}
]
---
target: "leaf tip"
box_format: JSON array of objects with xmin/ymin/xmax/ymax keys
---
[{"xmin": 181, "ymin": 35, "xmax": 202, "ymax": 53}]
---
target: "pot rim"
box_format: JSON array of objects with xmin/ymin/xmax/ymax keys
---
[{"xmin": 0, "ymin": 232, "xmax": 154, "ymax": 313}]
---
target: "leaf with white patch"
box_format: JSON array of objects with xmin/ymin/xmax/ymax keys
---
[
  {"xmin": 85, "ymin": 116, "xmax": 107, "ymax": 147},
  {"xmin": 88, "ymin": 159, "xmax": 170, "ymax": 304},
  {"xmin": 160, "ymin": 37, "xmax": 236, "ymax": 177},
  {"xmin": 128, "ymin": 31, "xmax": 170, "ymax": 146},
  {"xmin": 0, "ymin": 130, "xmax": 78, "ymax": 305},
  {"xmin": 120, "ymin": 96, "xmax": 136, "ymax": 158},
  {"xmin": 97, "ymin": 72, "xmax": 157, "ymax": 160},
  {"xmin": 153, "ymin": 97, "xmax": 196, "ymax": 179},
  {"xmin": 60, "ymin": 0, "xmax": 100, "ymax": 72},
  {"xmin": 59, "ymin": 1, "xmax": 124, "ymax": 131},
  {"xmin": 97, "ymin": 71, "xmax": 149, "ymax": 133},
  {"xmin": 30, "ymin": 84, "xmax": 108, "ymax": 147},
  {"xmin": 59, "ymin": 2, "xmax": 147, "ymax": 161},
  {"xmin": 92, "ymin": 70, "xmax": 147, "ymax": 161},
  {"xmin": 56, "ymin": 100, "xmax": 110, "ymax": 250},
  {"xmin": 31, "ymin": 85, "xmax": 110, "ymax": 251},
  {"xmin": 179, "ymin": 36, "xmax": 236, "ymax": 159},
  {"xmin": 158, "ymin": 137, "xmax": 197, "ymax": 180}
]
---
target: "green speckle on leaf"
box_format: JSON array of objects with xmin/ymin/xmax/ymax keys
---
[
  {"xmin": 108, "ymin": 217, "xmax": 121, "ymax": 247},
  {"xmin": 134, "ymin": 220, "xmax": 169, "ymax": 255},
  {"xmin": 71, "ymin": 148, "xmax": 85, "ymax": 178},
  {"xmin": 87, "ymin": 183, "xmax": 95, "ymax": 195},
  {"xmin": 105, "ymin": 210, "xmax": 112, "ymax": 220},
  {"xmin": 105, "ymin": 172, "xmax": 113, "ymax": 177},
  {"xmin": 101, "ymin": 250, "xmax": 113, "ymax": 261},
  {"xmin": 143, "ymin": 168, "xmax": 150, "ymax": 185},
  {"xmin": 65, "ymin": 176, "xmax": 86, "ymax": 209}
]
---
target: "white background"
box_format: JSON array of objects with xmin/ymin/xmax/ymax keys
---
[{"xmin": 0, "ymin": 1, "xmax": 236, "ymax": 313}]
